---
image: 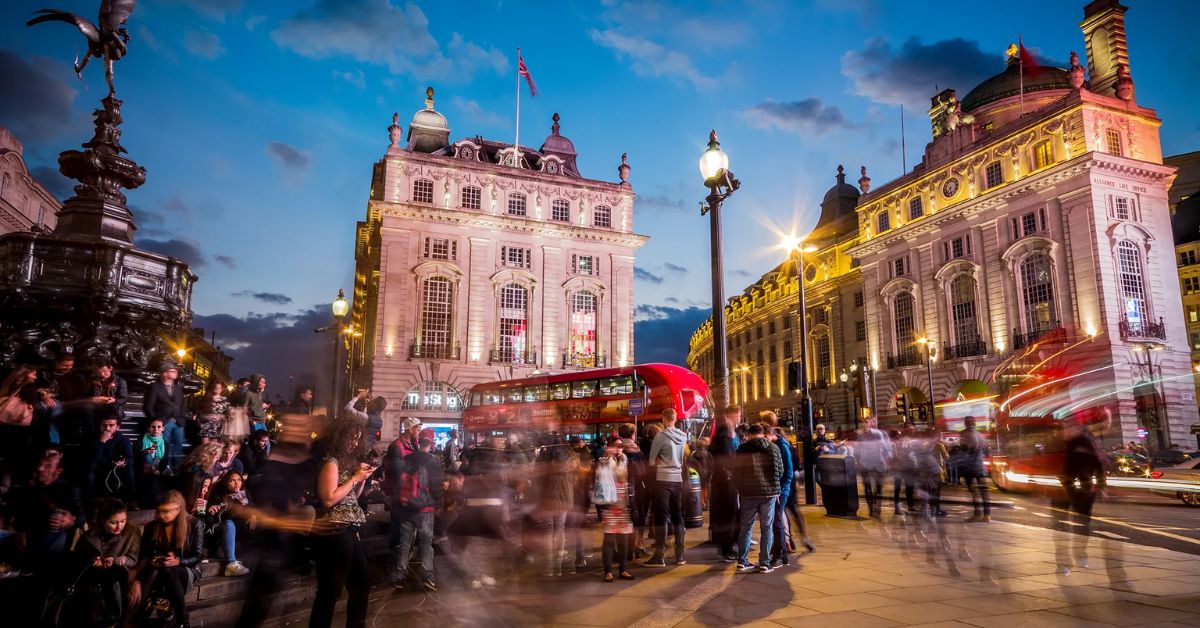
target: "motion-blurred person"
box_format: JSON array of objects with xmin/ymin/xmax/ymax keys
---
[
  {"xmin": 688, "ymin": 437, "xmax": 713, "ymax": 509},
  {"xmin": 615, "ymin": 423, "xmax": 650, "ymax": 557},
  {"xmin": 891, "ymin": 429, "xmax": 917, "ymax": 515},
  {"xmin": 390, "ymin": 436, "xmax": 444, "ymax": 591},
  {"xmin": 734, "ymin": 423, "xmax": 782, "ymax": 573},
  {"xmin": 1056, "ymin": 413, "xmax": 1108, "ymax": 575},
  {"xmin": 856, "ymin": 417, "xmax": 892, "ymax": 519},
  {"xmin": 449, "ymin": 447, "xmax": 513, "ymax": 589},
  {"xmin": 443, "ymin": 428, "xmax": 464, "ymax": 471},
  {"xmin": 567, "ymin": 436, "xmax": 594, "ymax": 571},
  {"xmin": 535, "ymin": 434, "xmax": 577, "ymax": 576},
  {"xmin": 960, "ymin": 417, "xmax": 991, "ymax": 522},
  {"xmin": 708, "ymin": 407, "xmax": 741, "ymax": 562},
  {"xmin": 594, "ymin": 436, "xmax": 635, "ymax": 582},
  {"xmin": 645, "ymin": 408, "xmax": 688, "ymax": 567},
  {"xmin": 766, "ymin": 426, "xmax": 795, "ymax": 567}
]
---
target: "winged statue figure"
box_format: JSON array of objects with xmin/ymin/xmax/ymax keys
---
[{"xmin": 27, "ymin": 0, "xmax": 138, "ymax": 97}]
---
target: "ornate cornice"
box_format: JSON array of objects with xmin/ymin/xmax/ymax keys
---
[{"xmin": 375, "ymin": 201, "xmax": 649, "ymax": 248}]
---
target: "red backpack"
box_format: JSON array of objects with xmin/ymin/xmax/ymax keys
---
[{"xmin": 394, "ymin": 457, "xmax": 432, "ymax": 509}]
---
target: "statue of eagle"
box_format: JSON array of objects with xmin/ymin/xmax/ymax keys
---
[{"xmin": 27, "ymin": 0, "xmax": 138, "ymax": 97}]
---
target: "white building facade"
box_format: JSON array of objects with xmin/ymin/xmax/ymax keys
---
[
  {"xmin": 352, "ymin": 89, "xmax": 646, "ymax": 439},
  {"xmin": 0, "ymin": 126, "xmax": 59, "ymax": 235}
]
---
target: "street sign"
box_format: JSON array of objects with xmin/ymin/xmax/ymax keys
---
[{"xmin": 628, "ymin": 397, "xmax": 644, "ymax": 417}]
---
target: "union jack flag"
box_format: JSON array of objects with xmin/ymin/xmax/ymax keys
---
[{"xmin": 518, "ymin": 52, "xmax": 538, "ymax": 97}]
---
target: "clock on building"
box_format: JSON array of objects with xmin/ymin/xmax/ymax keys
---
[{"xmin": 942, "ymin": 177, "xmax": 960, "ymax": 198}]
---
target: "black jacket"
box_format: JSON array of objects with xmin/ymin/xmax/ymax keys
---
[
  {"xmin": 1062, "ymin": 431, "xmax": 1107, "ymax": 488},
  {"xmin": 734, "ymin": 437, "xmax": 783, "ymax": 499},
  {"xmin": 142, "ymin": 381, "xmax": 185, "ymax": 423}
]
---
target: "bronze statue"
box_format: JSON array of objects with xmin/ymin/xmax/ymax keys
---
[{"xmin": 27, "ymin": 0, "xmax": 137, "ymax": 97}]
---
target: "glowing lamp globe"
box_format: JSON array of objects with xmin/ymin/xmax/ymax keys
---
[
  {"xmin": 699, "ymin": 130, "xmax": 729, "ymax": 183},
  {"xmin": 332, "ymin": 289, "xmax": 350, "ymax": 318}
]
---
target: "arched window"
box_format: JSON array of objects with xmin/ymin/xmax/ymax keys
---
[
  {"xmin": 949, "ymin": 275, "xmax": 978, "ymax": 345},
  {"xmin": 1020, "ymin": 253, "xmax": 1056, "ymax": 333},
  {"xmin": 401, "ymin": 380, "xmax": 464, "ymax": 412},
  {"xmin": 893, "ymin": 291, "xmax": 915, "ymax": 359},
  {"xmin": 551, "ymin": 199, "xmax": 570, "ymax": 222},
  {"xmin": 567, "ymin": 290, "xmax": 598, "ymax": 365},
  {"xmin": 461, "ymin": 185, "xmax": 481, "ymax": 210},
  {"xmin": 1116, "ymin": 240, "xmax": 1147, "ymax": 325},
  {"xmin": 593, "ymin": 205, "xmax": 612, "ymax": 228},
  {"xmin": 507, "ymin": 192, "xmax": 527, "ymax": 217},
  {"xmin": 418, "ymin": 276, "xmax": 454, "ymax": 358},
  {"xmin": 412, "ymin": 179, "xmax": 434, "ymax": 204},
  {"xmin": 496, "ymin": 283, "xmax": 529, "ymax": 363}
]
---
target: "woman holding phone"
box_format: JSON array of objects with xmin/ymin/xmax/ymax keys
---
[{"xmin": 310, "ymin": 416, "xmax": 376, "ymax": 628}]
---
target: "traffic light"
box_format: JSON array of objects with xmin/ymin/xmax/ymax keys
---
[
  {"xmin": 895, "ymin": 393, "xmax": 908, "ymax": 421},
  {"xmin": 787, "ymin": 361, "xmax": 803, "ymax": 390}
]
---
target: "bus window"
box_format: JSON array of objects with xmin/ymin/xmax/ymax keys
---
[
  {"xmin": 481, "ymin": 390, "xmax": 502, "ymax": 406},
  {"xmin": 524, "ymin": 384, "xmax": 549, "ymax": 402},
  {"xmin": 504, "ymin": 387, "xmax": 523, "ymax": 403},
  {"xmin": 551, "ymin": 382, "xmax": 571, "ymax": 400},
  {"xmin": 599, "ymin": 376, "xmax": 633, "ymax": 396},
  {"xmin": 572, "ymin": 380, "xmax": 599, "ymax": 398}
]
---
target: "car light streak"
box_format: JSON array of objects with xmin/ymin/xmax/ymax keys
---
[{"xmin": 1002, "ymin": 470, "xmax": 1200, "ymax": 493}]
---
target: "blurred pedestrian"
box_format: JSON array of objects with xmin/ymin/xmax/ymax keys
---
[
  {"xmin": 960, "ymin": 416, "xmax": 991, "ymax": 522},
  {"xmin": 688, "ymin": 437, "xmax": 713, "ymax": 509},
  {"xmin": 595, "ymin": 436, "xmax": 635, "ymax": 582},
  {"xmin": 709, "ymin": 407, "xmax": 741, "ymax": 562},
  {"xmin": 1056, "ymin": 414, "xmax": 1108, "ymax": 574},
  {"xmin": 856, "ymin": 417, "xmax": 892, "ymax": 519},
  {"xmin": 390, "ymin": 437, "xmax": 444, "ymax": 591}
]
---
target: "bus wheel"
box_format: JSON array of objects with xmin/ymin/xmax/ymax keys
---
[{"xmin": 1179, "ymin": 491, "xmax": 1200, "ymax": 507}]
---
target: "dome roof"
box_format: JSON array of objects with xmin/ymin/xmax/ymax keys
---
[
  {"xmin": 823, "ymin": 167, "xmax": 861, "ymax": 206},
  {"xmin": 811, "ymin": 165, "xmax": 861, "ymax": 243},
  {"xmin": 961, "ymin": 59, "xmax": 1072, "ymax": 112},
  {"xmin": 407, "ymin": 87, "xmax": 450, "ymax": 153},
  {"xmin": 539, "ymin": 113, "xmax": 576, "ymax": 156}
]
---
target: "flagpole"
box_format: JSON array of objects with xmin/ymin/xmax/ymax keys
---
[
  {"xmin": 514, "ymin": 47, "xmax": 521, "ymax": 165},
  {"xmin": 900, "ymin": 104, "xmax": 906, "ymax": 173},
  {"xmin": 1018, "ymin": 34, "xmax": 1025, "ymax": 116}
]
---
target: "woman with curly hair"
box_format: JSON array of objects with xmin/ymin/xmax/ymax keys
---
[
  {"xmin": 310, "ymin": 417, "xmax": 376, "ymax": 628},
  {"xmin": 180, "ymin": 440, "xmax": 224, "ymax": 514}
]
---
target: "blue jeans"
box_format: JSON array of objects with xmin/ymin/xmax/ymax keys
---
[
  {"xmin": 163, "ymin": 419, "xmax": 185, "ymax": 472},
  {"xmin": 391, "ymin": 510, "xmax": 434, "ymax": 583},
  {"xmin": 738, "ymin": 496, "xmax": 776, "ymax": 567},
  {"xmin": 223, "ymin": 519, "xmax": 238, "ymax": 562}
]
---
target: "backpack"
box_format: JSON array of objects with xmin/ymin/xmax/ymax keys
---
[{"xmin": 394, "ymin": 457, "xmax": 432, "ymax": 509}]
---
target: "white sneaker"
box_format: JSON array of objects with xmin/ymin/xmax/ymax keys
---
[
  {"xmin": 480, "ymin": 575, "xmax": 496, "ymax": 587},
  {"xmin": 224, "ymin": 561, "xmax": 249, "ymax": 576}
]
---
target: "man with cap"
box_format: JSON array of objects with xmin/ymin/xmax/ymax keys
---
[
  {"xmin": 384, "ymin": 416, "xmax": 423, "ymax": 567},
  {"xmin": 143, "ymin": 361, "xmax": 186, "ymax": 473}
]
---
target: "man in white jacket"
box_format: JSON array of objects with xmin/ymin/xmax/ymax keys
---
[{"xmin": 645, "ymin": 408, "xmax": 689, "ymax": 566}]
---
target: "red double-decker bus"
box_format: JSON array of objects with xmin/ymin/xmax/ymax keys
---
[{"xmin": 462, "ymin": 363, "xmax": 711, "ymax": 442}]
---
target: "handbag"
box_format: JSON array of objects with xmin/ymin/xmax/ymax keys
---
[
  {"xmin": 222, "ymin": 405, "xmax": 250, "ymax": 438},
  {"xmin": 0, "ymin": 395, "xmax": 33, "ymax": 426},
  {"xmin": 592, "ymin": 462, "xmax": 618, "ymax": 506}
]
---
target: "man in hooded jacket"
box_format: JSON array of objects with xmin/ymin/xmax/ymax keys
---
[{"xmin": 645, "ymin": 408, "xmax": 689, "ymax": 566}]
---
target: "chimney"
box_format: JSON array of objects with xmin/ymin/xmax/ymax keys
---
[{"xmin": 1080, "ymin": 0, "xmax": 1131, "ymax": 97}]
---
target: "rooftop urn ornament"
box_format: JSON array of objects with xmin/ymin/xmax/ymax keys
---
[
  {"xmin": 552, "ymin": 112, "xmax": 561, "ymax": 135},
  {"xmin": 1114, "ymin": 63, "xmax": 1135, "ymax": 101},
  {"xmin": 1068, "ymin": 51, "xmax": 1087, "ymax": 90},
  {"xmin": 388, "ymin": 112, "xmax": 402, "ymax": 150},
  {"xmin": 425, "ymin": 86, "xmax": 435, "ymax": 110},
  {"xmin": 858, "ymin": 165, "xmax": 871, "ymax": 194},
  {"xmin": 26, "ymin": 0, "xmax": 136, "ymax": 99},
  {"xmin": 618, "ymin": 152, "xmax": 630, "ymax": 184}
]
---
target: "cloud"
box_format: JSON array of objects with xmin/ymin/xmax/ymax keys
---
[
  {"xmin": 244, "ymin": 15, "xmax": 267, "ymax": 30},
  {"xmin": 135, "ymin": 25, "xmax": 177, "ymax": 61},
  {"xmin": 159, "ymin": 0, "xmax": 243, "ymax": 21},
  {"xmin": 193, "ymin": 305, "xmax": 332, "ymax": 401},
  {"xmin": 0, "ymin": 50, "xmax": 78, "ymax": 142},
  {"xmin": 29, "ymin": 165, "xmax": 74, "ymax": 199},
  {"xmin": 137, "ymin": 238, "xmax": 207, "ymax": 268},
  {"xmin": 842, "ymin": 37, "xmax": 997, "ymax": 108},
  {"xmin": 271, "ymin": 0, "xmax": 505, "ymax": 80},
  {"xmin": 588, "ymin": 29, "xmax": 716, "ymax": 90},
  {"xmin": 449, "ymin": 95, "xmax": 506, "ymax": 127},
  {"xmin": 664, "ymin": 262, "xmax": 688, "ymax": 276},
  {"xmin": 634, "ymin": 267, "xmax": 664, "ymax": 284},
  {"xmin": 744, "ymin": 98, "xmax": 855, "ymax": 135},
  {"xmin": 633, "ymin": 306, "xmax": 710, "ymax": 365},
  {"xmin": 636, "ymin": 194, "xmax": 688, "ymax": 213},
  {"xmin": 267, "ymin": 141, "xmax": 310, "ymax": 171},
  {"xmin": 215, "ymin": 255, "xmax": 237, "ymax": 269},
  {"xmin": 732, "ymin": 269, "xmax": 752, "ymax": 278},
  {"xmin": 332, "ymin": 69, "xmax": 366, "ymax": 88},
  {"xmin": 181, "ymin": 28, "xmax": 226, "ymax": 59},
  {"xmin": 232, "ymin": 290, "xmax": 293, "ymax": 305}
]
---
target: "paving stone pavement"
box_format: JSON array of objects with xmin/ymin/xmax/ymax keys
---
[{"xmin": 280, "ymin": 506, "xmax": 1200, "ymax": 628}]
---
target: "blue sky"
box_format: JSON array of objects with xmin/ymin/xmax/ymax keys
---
[{"xmin": 3, "ymin": 0, "xmax": 1199, "ymax": 387}]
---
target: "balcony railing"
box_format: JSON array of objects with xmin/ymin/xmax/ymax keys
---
[
  {"xmin": 489, "ymin": 347, "xmax": 539, "ymax": 365},
  {"xmin": 562, "ymin": 352, "xmax": 606, "ymax": 369},
  {"xmin": 943, "ymin": 337, "xmax": 988, "ymax": 360},
  {"xmin": 1012, "ymin": 322, "xmax": 1068, "ymax": 350},
  {"xmin": 887, "ymin": 350, "xmax": 922, "ymax": 369},
  {"xmin": 408, "ymin": 340, "xmax": 461, "ymax": 360},
  {"xmin": 1119, "ymin": 317, "xmax": 1166, "ymax": 341}
]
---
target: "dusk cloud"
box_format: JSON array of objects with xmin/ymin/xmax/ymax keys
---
[
  {"xmin": 215, "ymin": 255, "xmax": 237, "ymax": 269},
  {"xmin": 332, "ymin": 69, "xmax": 366, "ymax": 89},
  {"xmin": 193, "ymin": 305, "xmax": 332, "ymax": 400},
  {"xmin": 450, "ymin": 95, "xmax": 506, "ymax": 127},
  {"xmin": 634, "ymin": 267, "xmax": 664, "ymax": 284},
  {"xmin": 232, "ymin": 290, "xmax": 293, "ymax": 305},
  {"xmin": 841, "ymin": 37, "xmax": 996, "ymax": 108},
  {"xmin": 267, "ymin": 141, "xmax": 310, "ymax": 171},
  {"xmin": 633, "ymin": 305, "xmax": 710, "ymax": 365},
  {"xmin": 588, "ymin": 29, "xmax": 717, "ymax": 90},
  {"xmin": 30, "ymin": 165, "xmax": 73, "ymax": 200},
  {"xmin": 0, "ymin": 50, "xmax": 78, "ymax": 142},
  {"xmin": 744, "ymin": 98, "xmax": 855, "ymax": 134},
  {"xmin": 664, "ymin": 262, "xmax": 688, "ymax": 276},
  {"xmin": 159, "ymin": 0, "xmax": 243, "ymax": 21},
  {"xmin": 181, "ymin": 28, "xmax": 226, "ymax": 59},
  {"xmin": 636, "ymin": 194, "xmax": 688, "ymax": 213},
  {"xmin": 137, "ymin": 238, "xmax": 208, "ymax": 268}
]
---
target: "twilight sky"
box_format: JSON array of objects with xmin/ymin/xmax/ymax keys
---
[{"xmin": 2, "ymin": 0, "xmax": 1199, "ymax": 391}]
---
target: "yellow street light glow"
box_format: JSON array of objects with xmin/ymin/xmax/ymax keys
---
[
  {"xmin": 175, "ymin": 348, "xmax": 187, "ymax": 358},
  {"xmin": 916, "ymin": 337, "xmax": 928, "ymax": 345},
  {"xmin": 778, "ymin": 233, "xmax": 818, "ymax": 254}
]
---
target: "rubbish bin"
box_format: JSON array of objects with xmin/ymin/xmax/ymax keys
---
[
  {"xmin": 684, "ymin": 468, "xmax": 704, "ymax": 528},
  {"xmin": 816, "ymin": 454, "xmax": 859, "ymax": 517}
]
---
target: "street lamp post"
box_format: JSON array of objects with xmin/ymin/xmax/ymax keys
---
[
  {"xmin": 330, "ymin": 289, "xmax": 350, "ymax": 417},
  {"xmin": 782, "ymin": 236, "xmax": 819, "ymax": 505},
  {"xmin": 699, "ymin": 130, "xmax": 740, "ymax": 415},
  {"xmin": 917, "ymin": 337, "xmax": 937, "ymax": 426}
]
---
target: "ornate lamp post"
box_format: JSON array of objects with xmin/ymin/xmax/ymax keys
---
[
  {"xmin": 782, "ymin": 235, "xmax": 819, "ymax": 504},
  {"xmin": 330, "ymin": 289, "xmax": 350, "ymax": 416},
  {"xmin": 699, "ymin": 130, "xmax": 740, "ymax": 415},
  {"xmin": 917, "ymin": 337, "xmax": 937, "ymax": 426}
]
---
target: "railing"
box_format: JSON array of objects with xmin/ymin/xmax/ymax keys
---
[
  {"xmin": 1119, "ymin": 317, "xmax": 1166, "ymax": 341},
  {"xmin": 408, "ymin": 341, "xmax": 461, "ymax": 360},
  {"xmin": 943, "ymin": 337, "xmax": 988, "ymax": 360},
  {"xmin": 489, "ymin": 347, "xmax": 539, "ymax": 365},
  {"xmin": 886, "ymin": 351, "xmax": 922, "ymax": 369},
  {"xmin": 562, "ymin": 352, "xmax": 606, "ymax": 368},
  {"xmin": 1012, "ymin": 322, "xmax": 1067, "ymax": 350}
]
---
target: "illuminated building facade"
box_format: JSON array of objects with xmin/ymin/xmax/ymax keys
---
[
  {"xmin": 1167, "ymin": 151, "xmax": 1200, "ymax": 417},
  {"xmin": 352, "ymin": 89, "xmax": 645, "ymax": 437},
  {"xmin": 0, "ymin": 126, "xmax": 59, "ymax": 234}
]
